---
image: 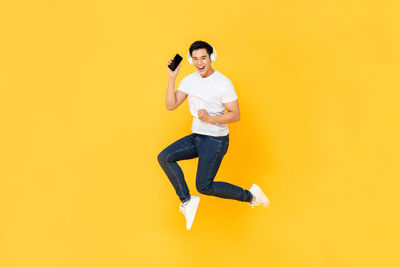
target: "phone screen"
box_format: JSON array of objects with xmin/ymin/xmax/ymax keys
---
[{"xmin": 169, "ymin": 54, "xmax": 183, "ymax": 71}]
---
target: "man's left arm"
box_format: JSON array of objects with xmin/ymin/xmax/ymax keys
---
[{"xmin": 198, "ymin": 99, "xmax": 240, "ymax": 124}]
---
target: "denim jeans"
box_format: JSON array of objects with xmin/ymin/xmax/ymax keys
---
[{"xmin": 157, "ymin": 133, "xmax": 253, "ymax": 203}]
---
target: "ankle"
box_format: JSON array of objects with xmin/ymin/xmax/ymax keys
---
[
  {"xmin": 249, "ymin": 193, "xmax": 255, "ymax": 204},
  {"xmin": 181, "ymin": 196, "xmax": 191, "ymax": 206}
]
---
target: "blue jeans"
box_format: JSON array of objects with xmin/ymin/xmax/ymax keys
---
[{"xmin": 157, "ymin": 133, "xmax": 253, "ymax": 203}]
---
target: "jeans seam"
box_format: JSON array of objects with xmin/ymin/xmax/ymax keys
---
[
  {"xmin": 165, "ymin": 145, "xmax": 196, "ymax": 162},
  {"xmin": 205, "ymin": 141, "xmax": 223, "ymax": 182},
  {"xmin": 164, "ymin": 145, "xmax": 196, "ymax": 199}
]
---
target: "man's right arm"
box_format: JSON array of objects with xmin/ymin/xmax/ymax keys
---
[{"xmin": 166, "ymin": 77, "xmax": 187, "ymax": 111}]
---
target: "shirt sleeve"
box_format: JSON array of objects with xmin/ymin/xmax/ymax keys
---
[
  {"xmin": 177, "ymin": 77, "xmax": 189, "ymax": 94},
  {"xmin": 221, "ymin": 80, "xmax": 238, "ymax": 103}
]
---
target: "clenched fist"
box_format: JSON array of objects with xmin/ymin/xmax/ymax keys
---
[{"xmin": 198, "ymin": 109, "xmax": 210, "ymax": 122}]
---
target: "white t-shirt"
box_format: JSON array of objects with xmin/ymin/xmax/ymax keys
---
[{"xmin": 177, "ymin": 70, "xmax": 238, "ymax": 137}]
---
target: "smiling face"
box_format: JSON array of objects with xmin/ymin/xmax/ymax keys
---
[{"xmin": 191, "ymin": 48, "xmax": 215, "ymax": 78}]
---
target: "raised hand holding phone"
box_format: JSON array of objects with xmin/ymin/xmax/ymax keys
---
[{"xmin": 167, "ymin": 54, "xmax": 183, "ymax": 78}]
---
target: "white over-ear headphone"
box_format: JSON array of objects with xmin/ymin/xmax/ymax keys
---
[{"xmin": 187, "ymin": 44, "xmax": 217, "ymax": 65}]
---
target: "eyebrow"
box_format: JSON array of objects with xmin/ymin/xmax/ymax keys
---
[{"xmin": 192, "ymin": 55, "xmax": 207, "ymax": 58}]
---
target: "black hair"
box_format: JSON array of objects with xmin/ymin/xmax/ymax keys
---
[{"xmin": 189, "ymin": 40, "xmax": 214, "ymax": 58}]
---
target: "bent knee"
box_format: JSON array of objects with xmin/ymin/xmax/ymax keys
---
[
  {"xmin": 157, "ymin": 151, "xmax": 168, "ymax": 164},
  {"xmin": 196, "ymin": 183, "xmax": 213, "ymax": 195}
]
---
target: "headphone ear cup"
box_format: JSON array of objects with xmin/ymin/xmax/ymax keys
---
[
  {"xmin": 210, "ymin": 45, "xmax": 217, "ymax": 62},
  {"xmin": 187, "ymin": 52, "xmax": 193, "ymax": 65},
  {"xmin": 210, "ymin": 53, "xmax": 216, "ymax": 62}
]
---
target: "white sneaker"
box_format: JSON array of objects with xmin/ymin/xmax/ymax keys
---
[
  {"xmin": 179, "ymin": 196, "xmax": 200, "ymax": 230},
  {"xmin": 248, "ymin": 184, "xmax": 270, "ymax": 208}
]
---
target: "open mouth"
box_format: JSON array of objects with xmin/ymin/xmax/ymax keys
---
[{"xmin": 197, "ymin": 66, "xmax": 205, "ymax": 71}]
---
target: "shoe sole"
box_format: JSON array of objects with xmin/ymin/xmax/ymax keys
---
[{"xmin": 186, "ymin": 197, "xmax": 200, "ymax": 230}]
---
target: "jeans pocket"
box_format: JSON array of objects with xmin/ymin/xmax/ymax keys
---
[{"xmin": 209, "ymin": 135, "xmax": 229, "ymax": 144}]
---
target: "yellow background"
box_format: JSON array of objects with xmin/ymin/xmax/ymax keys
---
[{"xmin": 1, "ymin": 0, "xmax": 399, "ymax": 266}]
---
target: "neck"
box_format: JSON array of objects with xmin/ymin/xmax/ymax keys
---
[{"xmin": 200, "ymin": 68, "xmax": 215, "ymax": 78}]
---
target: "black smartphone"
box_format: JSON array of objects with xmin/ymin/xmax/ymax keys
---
[{"xmin": 168, "ymin": 53, "xmax": 183, "ymax": 71}]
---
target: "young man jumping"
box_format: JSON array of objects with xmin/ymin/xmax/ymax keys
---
[{"xmin": 158, "ymin": 40, "xmax": 270, "ymax": 230}]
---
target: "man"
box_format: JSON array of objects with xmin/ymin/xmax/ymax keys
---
[{"xmin": 158, "ymin": 41, "xmax": 270, "ymax": 230}]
